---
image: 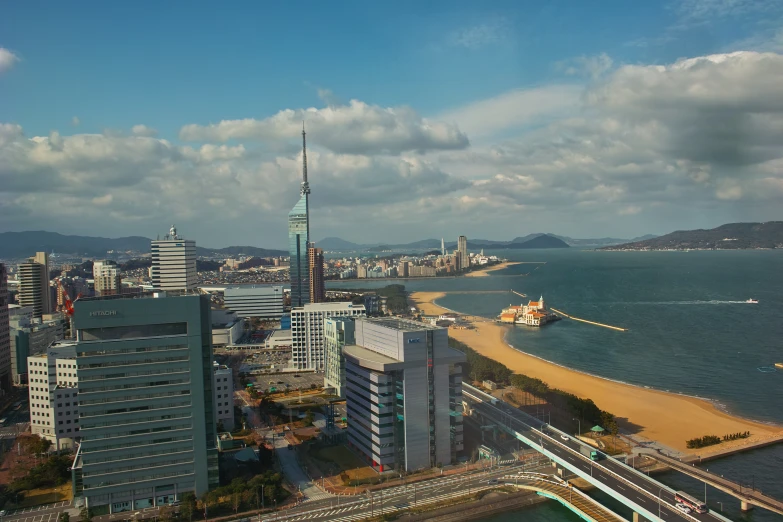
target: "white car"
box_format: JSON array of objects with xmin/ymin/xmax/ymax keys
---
[
  {"xmin": 675, "ymin": 503, "xmax": 692, "ymax": 514},
  {"xmin": 560, "ymin": 435, "xmax": 569, "ymax": 441}
]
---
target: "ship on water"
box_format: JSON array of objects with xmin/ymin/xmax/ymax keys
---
[{"xmin": 499, "ymin": 295, "xmax": 559, "ymax": 326}]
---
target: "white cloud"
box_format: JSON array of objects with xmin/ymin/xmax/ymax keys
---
[
  {"xmin": 448, "ymin": 18, "xmax": 510, "ymax": 49},
  {"xmin": 0, "ymin": 48, "xmax": 19, "ymax": 74},
  {"xmin": 555, "ymin": 53, "xmax": 614, "ymax": 79},
  {"xmin": 72, "ymin": 117, "xmax": 80, "ymax": 127},
  {"xmin": 179, "ymin": 100, "xmax": 469, "ymax": 155},
  {"xmin": 131, "ymin": 124, "xmax": 158, "ymax": 137}
]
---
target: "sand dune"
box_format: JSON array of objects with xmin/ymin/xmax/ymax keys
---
[{"xmin": 410, "ymin": 291, "xmax": 783, "ymax": 454}]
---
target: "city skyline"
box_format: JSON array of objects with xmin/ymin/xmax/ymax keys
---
[{"xmin": 3, "ymin": 3, "xmax": 783, "ymax": 246}]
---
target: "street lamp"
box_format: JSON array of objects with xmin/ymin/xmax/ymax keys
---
[
  {"xmin": 658, "ymin": 487, "xmax": 663, "ymax": 519},
  {"xmin": 572, "ymin": 418, "xmax": 581, "ymax": 437}
]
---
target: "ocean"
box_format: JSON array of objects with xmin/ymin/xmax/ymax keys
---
[{"xmin": 326, "ymin": 249, "xmax": 783, "ymax": 521}]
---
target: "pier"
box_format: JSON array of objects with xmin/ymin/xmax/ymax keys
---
[{"xmin": 549, "ymin": 307, "xmax": 628, "ymax": 332}]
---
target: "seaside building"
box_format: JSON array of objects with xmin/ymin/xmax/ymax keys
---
[
  {"xmin": 501, "ymin": 296, "xmax": 557, "ymax": 326},
  {"xmin": 223, "ymin": 285, "xmax": 284, "ymax": 319},
  {"xmin": 457, "ymin": 236, "xmax": 469, "ymax": 271},
  {"xmin": 213, "ymin": 362, "xmax": 235, "ymax": 431},
  {"xmin": 151, "ymin": 226, "xmax": 197, "ymax": 293},
  {"xmin": 323, "ymin": 317, "xmax": 356, "ymax": 397},
  {"xmin": 0, "ymin": 263, "xmax": 11, "ymax": 392},
  {"xmin": 18, "ymin": 252, "xmax": 52, "ymax": 318},
  {"xmin": 308, "ymin": 245, "xmax": 325, "ymax": 303},
  {"xmin": 69, "ymin": 293, "xmax": 219, "ymax": 513},
  {"xmin": 289, "ymin": 125, "xmax": 311, "ymax": 308},
  {"xmin": 345, "ymin": 318, "xmax": 465, "ymax": 472},
  {"xmin": 27, "ymin": 344, "xmax": 79, "ymax": 450},
  {"xmin": 290, "ymin": 302, "xmax": 365, "ymax": 370},
  {"xmin": 93, "ymin": 260, "xmax": 122, "ymax": 296}
]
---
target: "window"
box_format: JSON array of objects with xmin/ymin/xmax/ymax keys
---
[{"xmin": 81, "ymin": 322, "xmax": 188, "ymax": 341}]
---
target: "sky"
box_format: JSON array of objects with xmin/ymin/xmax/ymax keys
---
[{"xmin": 2, "ymin": 0, "xmax": 783, "ymax": 248}]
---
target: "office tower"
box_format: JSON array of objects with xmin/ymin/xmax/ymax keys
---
[
  {"xmin": 290, "ymin": 302, "xmax": 365, "ymax": 370},
  {"xmin": 27, "ymin": 344, "xmax": 79, "ymax": 450},
  {"xmin": 18, "ymin": 252, "xmax": 52, "ymax": 318},
  {"xmin": 151, "ymin": 225, "xmax": 197, "ymax": 293},
  {"xmin": 69, "ymin": 294, "xmax": 218, "ymax": 514},
  {"xmin": 397, "ymin": 261, "xmax": 409, "ymax": 278},
  {"xmin": 457, "ymin": 236, "xmax": 469, "ymax": 271},
  {"xmin": 224, "ymin": 285, "xmax": 284, "ymax": 318},
  {"xmin": 308, "ymin": 244, "xmax": 325, "ymax": 303},
  {"xmin": 213, "ymin": 362, "xmax": 235, "ymax": 431},
  {"xmin": 441, "ymin": 238, "xmax": 445, "ymax": 256},
  {"xmin": 10, "ymin": 310, "xmax": 65, "ymax": 385},
  {"xmin": 0, "ymin": 264, "xmax": 10, "ymax": 392},
  {"xmin": 93, "ymin": 260, "xmax": 122, "ymax": 296},
  {"xmin": 345, "ymin": 318, "xmax": 465, "ymax": 472},
  {"xmin": 323, "ymin": 318, "xmax": 356, "ymax": 396},
  {"xmin": 289, "ymin": 124, "xmax": 311, "ymax": 308}
]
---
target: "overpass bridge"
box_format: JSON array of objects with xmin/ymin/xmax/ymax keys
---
[
  {"xmin": 641, "ymin": 450, "xmax": 783, "ymax": 516},
  {"xmin": 462, "ymin": 383, "xmax": 733, "ymax": 522}
]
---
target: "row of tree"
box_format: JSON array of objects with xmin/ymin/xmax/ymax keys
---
[
  {"xmin": 200, "ymin": 474, "xmax": 286, "ymax": 516},
  {"xmin": 686, "ymin": 435, "xmax": 722, "ymax": 448},
  {"xmin": 450, "ymin": 338, "xmax": 513, "ymax": 384},
  {"xmin": 723, "ymin": 431, "xmax": 750, "ymax": 441}
]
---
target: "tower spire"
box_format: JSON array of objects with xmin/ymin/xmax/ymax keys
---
[{"xmin": 301, "ymin": 121, "xmax": 310, "ymax": 195}]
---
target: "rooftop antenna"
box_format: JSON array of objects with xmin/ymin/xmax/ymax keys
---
[{"xmin": 301, "ymin": 121, "xmax": 310, "ymax": 196}]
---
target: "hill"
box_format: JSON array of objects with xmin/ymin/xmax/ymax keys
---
[
  {"xmin": 0, "ymin": 231, "xmax": 286, "ymax": 259},
  {"xmin": 601, "ymin": 222, "xmax": 783, "ymax": 250},
  {"xmin": 504, "ymin": 234, "xmax": 569, "ymax": 249}
]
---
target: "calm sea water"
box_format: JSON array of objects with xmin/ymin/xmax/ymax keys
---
[{"xmin": 327, "ymin": 249, "xmax": 783, "ymax": 521}]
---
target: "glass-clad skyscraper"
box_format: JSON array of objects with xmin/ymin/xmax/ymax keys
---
[{"xmin": 288, "ymin": 195, "xmax": 310, "ymax": 307}]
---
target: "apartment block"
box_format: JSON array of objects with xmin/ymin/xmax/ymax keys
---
[
  {"xmin": 290, "ymin": 302, "xmax": 366, "ymax": 370},
  {"xmin": 213, "ymin": 362, "xmax": 235, "ymax": 431},
  {"xmin": 27, "ymin": 344, "xmax": 80, "ymax": 450}
]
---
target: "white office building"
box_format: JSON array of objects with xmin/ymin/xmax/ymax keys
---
[
  {"xmin": 290, "ymin": 302, "xmax": 366, "ymax": 370},
  {"xmin": 345, "ymin": 318, "xmax": 465, "ymax": 472},
  {"xmin": 151, "ymin": 226, "xmax": 197, "ymax": 293},
  {"xmin": 27, "ymin": 344, "xmax": 80, "ymax": 450},
  {"xmin": 213, "ymin": 362, "xmax": 235, "ymax": 431},
  {"xmin": 323, "ymin": 318, "xmax": 355, "ymax": 397},
  {"xmin": 223, "ymin": 285, "xmax": 284, "ymax": 319}
]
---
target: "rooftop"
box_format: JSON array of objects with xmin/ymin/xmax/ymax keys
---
[{"xmin": 364, "ymin": 317, "xmax": 440, "ymax": 332}]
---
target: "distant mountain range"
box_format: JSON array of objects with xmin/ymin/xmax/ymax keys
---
[
  {"xmin": 316, "ymin": 233, "xmax": 656, "ymax": 252},
  {"xmin": 600, "ymin": 222, "xmax": 783, "ymax": 250},
  {"xmin": 0, "ymin": 231, "xmax": 287, "ymax": 259}
]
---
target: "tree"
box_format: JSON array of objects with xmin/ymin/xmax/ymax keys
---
[
  {"xmin": 79, "ymin": 506, "xmax": 93, "ymax": 522},
  {"xmin": 180, "ymin": 493, "xmax": 196, "ymax": 522},
  {"xmin": 158, "ymin": 505, "xmax": 175, "ymax": 522}
]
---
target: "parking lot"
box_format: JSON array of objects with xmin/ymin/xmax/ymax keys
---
[
  {"xmin": 256, "ymin": 371, "xmax": 323, "ymax": 392},
  {"xmin": 2, "ymin": 501, "xmax": 72, "ymax": 522}
]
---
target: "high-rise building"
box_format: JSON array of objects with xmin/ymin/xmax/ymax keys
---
[
  {"xmin": 93, "ymin": 260, "xmax": 122, "ymax": 296},
  {"xmin": 323, "ymin": 318, "xmax": 356, "ymax": 397},
  {"xmin": 0, "ymin": 263, "xmax": 11, "ymax": 392},
  {"xmin": 457, "ymin": 236, "xmax": 469, "ymax": 271},
  {"xmin": 69, "ymin": 294, "xmax": 219, "ymax": 513},
  {"xmin": 290, "ymin": 302, "xmax": 365, "ymax": 370},
  {"xmin": 27, "ymin": 344, "xmax": 79, "ymax": 450},
  {"xmin": 151, "ymin": 225, "xmax": 197, "ymax": 293},
  {"xmin": 18, "ymin": 252, "xmax": 52, "ymax": 318},
  {"xmin": 289, "ymin": 124, "xmax": 311, "ymax": 308},
  {"xmin": 213, "ymin": 362, "xmax": 235, "ymax": 431},
  {"xmin": 223, "ymin": 285, "xmax": 284, "ymax": 318},
  {"xmin": 308, "ymin": 244, "xmax": 325, "ymax": 303},
  {"xmin": 344, "ymin": 318, "xmax": 465, "ymax": 472},
  {"xmin": 441, "ymin": 238, "xmax": 445, "ymax": 256},
  {"xmin": 10, "ymin": 310, "xmax": 65, "ymax": 385}
]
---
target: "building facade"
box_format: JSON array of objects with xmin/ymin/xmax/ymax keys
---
[
  {"xmin": 290, "ymin": 302, "xmax": 365, "ymax": 370},
  {"xmin": 323, "ymin": 318, "xmax": 355, "ymax": 397},
  {"xmin": 223, "ymin": 285, "xmax": 284, "ymax": 319},
  {"xmin": 151, "ymin": 226, "xmax": 197, "ymax": 293},
  {"xmin": 308, "ymin": 245, "xmax": 325, "ymax": 304},
  {"xmin": 344, "ymin": 318, "xmax": 465, "ymax": 472},
  {"xmin": 289, "ymin": 126, "xmax": 311, "ymax": 308},
  {"xmin": 93, "ymin": 260, "xmax": 122, "ymax": 296},
  {"xmin": 457, "ymin": 236, "xmax": 469, "ymax": 271},
  {"xmin": 10, "ymin": 314, "xmax": 65, "ymax": 385},
  {"xmin": 70, "ymin": 294, "xmax": 219, "ymax": 514},
  {"xmin": 18, "ymin": 252, "xmax": 52, "ymax": 318},
  {"xmin": 213, "ymin": 362, "xmax": 235, "ymax": 431},
  {"xmin": 27, "ymin": 344, "xmax": 80, "ymax": 450},
  {"xmin": 0, "ymin": 263, "xmax": 10, "ymax": 392}
]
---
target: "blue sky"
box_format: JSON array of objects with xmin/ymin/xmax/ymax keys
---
[{"xmin": 2, "ymin": 1, "xmax": 783, "ymax": 247}]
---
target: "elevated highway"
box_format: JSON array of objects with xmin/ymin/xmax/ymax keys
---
[{"xmin": 463, "ymin": 384, "xmax": 732, "ymax": 522}]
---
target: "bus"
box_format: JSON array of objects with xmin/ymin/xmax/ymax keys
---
[{"xmin": 675, "ymin": 491, "xmax": 708, "ymax": 513}]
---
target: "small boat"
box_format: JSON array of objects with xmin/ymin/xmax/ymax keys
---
[{"xmin": 746, "ymin": 298, "xmax": 759, "ymax": 304}]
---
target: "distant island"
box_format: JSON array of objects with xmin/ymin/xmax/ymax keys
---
[{"xmin": 600, "ymin": 222, "xmax": 783, "ymax": 251}]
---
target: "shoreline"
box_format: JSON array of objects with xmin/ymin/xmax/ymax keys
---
[
  {"xmin": 409, "ymin": 291, "xmax": 783, "ymax": 454},
  {"xmin": 462, "ymin": 261, "xmax": 522, "ymax": 278}
]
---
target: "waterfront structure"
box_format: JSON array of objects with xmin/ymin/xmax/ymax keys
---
[
  {"xmin": 151, "ymin": 225, "xmax": 197, "ymax": 293},
  {"xmin": 290, "ymin": 302, "xmax": 365, "ymax": 370},
  {"xmin": 70, "ymin": 294, "xmax": 219, "ymax": 513},
  {"xmin": 213, "ymin": 362, "xmax": 235, "ymax": 431},
  {"xmin": 457, "ymin": 236, "xmax": 469, "ymax": 271},
  {"xmin": 93, "ymin": 260, "xmax": 122, "ymax": 296},
  {"xmin": 323, "ymin": 318, "xmax": 356, "ymax": 397},
  {"xmin": 289, "ymin": 125, "xmax": 311, "ymax": 308},
  {"xmin": 223, "ymin": 285, "xmax": 284, "ymax": 318},
  {"xmin": 27, "ymin": 344, "xmax": 79, "ymax": 449},
  {"xmin": 308, "ymin": 245, "xmax": 325, "ymax": 303},
  {"xmin": 344, "ymin": 318, "xmax": 465, "ymax": 472},
  {"xmin": 18, "ymin": 252, "xmax": 52, "ymax": 318},
  {"xmin": 501, "ymin": 296, "xmax": 557, "ymax": 326},
  {"xmin": 0, "ymin": 263, "xmax": 10, "ymax": 392}
]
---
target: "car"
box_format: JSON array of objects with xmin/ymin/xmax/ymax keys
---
[
  {"xmin": 487, "ymin": 479, "xmax": 498, "ymax": 484},
  {"xmin": 560, "ymin": 435, "xmax": 569, "ymax": 441},
  {"xmin": 675, "ymin": 504, "xmax": 692, "ymax": 514}
]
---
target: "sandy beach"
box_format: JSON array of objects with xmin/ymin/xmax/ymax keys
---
[
  {"xmin": 463, "ymin": 261, "xmax": 521, "ymax": 278},
  {"xmin": 410, "ymin": 291, "xmax": 783, "ymax": 454}
]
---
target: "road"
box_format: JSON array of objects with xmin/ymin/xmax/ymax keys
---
[
  {"xmin": 468, "ymin": 397, "xmax": 723, "ymax": 522},
  {"xmin": 0, "ymin": 501, "xmax": 72, "ymax": 522}
]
